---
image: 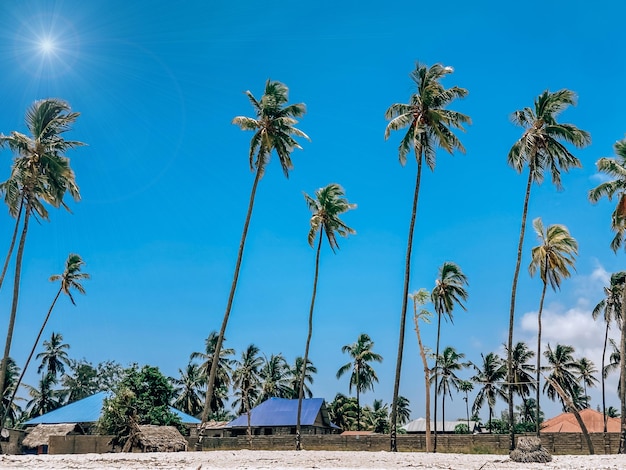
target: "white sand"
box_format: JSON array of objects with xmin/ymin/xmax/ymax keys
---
[{"xmin": 1, "ymin": 450, "xmax": 625, "ymax": 470}]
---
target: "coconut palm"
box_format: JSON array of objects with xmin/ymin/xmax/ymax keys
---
[
  {"xmin": 543, "ymin": 343, "xmax": 580, "ymax": 412},
  {"xmin": 589, "ymin": 138, "xmax": 626, "ymax": 449},
  {"xmin": 0, "ymin": 99, "xmax": 83, "ymax": 408},
  {"xmin": 24, "ymin": 373, "xmax": 62, "ymax": 418},
  {"xmin": 336, "ymin": 333, "xmax": 383, "ymax": 432},
  {"xmin": 232, "ymin": 344, "xmax": 263, "ymax": 443},
  {"xmin": 458, "ymin": 380, "xmax": 474, "ymax": 432},
  {"xmin": 384, "ymin": 62, "xmax": 470, "ymax": 452},
  {"xmin": 363, "ymin": 399, "xmax": 389, "ymax": 433},
  {"xmin": 593, "ymin": 273, "xmax": 624, "ymax": 431},
  {"xmin": 36, "ymin": 332, "xmax": 70, "ymax": 379},
  {"xmin": 296, "ymin": 183, "xmax": 355, "ymax": 449},
  {"xmin": 192, "ymin": 331, "xmax": 235, "ymax": 415},
  {"xmin": 1, "ymin": 253, "xmax": 89, "ymax": 428},
  {"xmin": 172, "ymin": 362, "xmax": 205, "ymax": 417},
  {"xmin": 505, "ymin": 341, "xmax": 536, "ymax": 401},
  {"xmin": 506, "ymin": 89, "xmax": 589, "ymax": 448},
  {"xmin": 528, "ymin": 218, "xmax": 577, "ymax": 433},
  {"xmin": 431, "ymin": 262, "xmax": 468, "ymax": 450},
  {"xmin": 411, "ymin": 288, "xmax": 433, "ymax": 451},
  {"xmin": 328, "ymin": 393, "xmax": 358, "ymax": 431},
  {"xmin": 432, "ymin": 346, "xmax": 468, "ymax": 433},
  {"xmin": 258, "ymin": 353, "xmax": 292, "ymax": 401},
  {"xmin": 471, "ymin": 352, "xmax": 507, "ymax": 431},
  {"xmin": 202, "ymin": 81, "xmax": 309, "ymax": 423},
  {"xmin": 576, "ymin": 357, "xmax": 599, "ymax": 405},
  {"xmin": 0, "ymin": 357, "xmax": 21, "ymax": 427},
  {"xmin": 288, "ymin": 357, "xmax": 316, "ymax": 399}
]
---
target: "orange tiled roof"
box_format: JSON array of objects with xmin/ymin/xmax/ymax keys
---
[{"xmin": 541, "ymin": 408, "xmax": 620, "ymax": 433}]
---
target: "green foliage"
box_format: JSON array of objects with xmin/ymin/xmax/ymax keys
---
[
  {"xmin": 97, "ymin": 365, "xmax": 182, "ymax": 446},
  {"xmin": 484, "ymin": 418, "xmax": 508, "ymax": 434},
  {"xmin": 454, "ymin": 423, "xmax": 470, "ymax": 434}
]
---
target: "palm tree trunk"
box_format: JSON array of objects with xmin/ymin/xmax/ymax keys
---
[
  {"xmin": 507, "ymin": 169, "xmax": 533, "ymax": 450},
  {"xmin": 442, "ymin": 388, "xmax": 446, "ymax": 436},
  {"xmin": 390, "ymin": 154, "xmax": 422, "ymax": 452},
  {"xmin": 202, "ymin": 166, "xmax": 262, "ymax": 424},
  {"xmin": 0, "ymin": 286, "xmax": 62, "ymax": 429},
  {"xmin": 602, "ymin": 321, "xmax": 609, "ymax": 433},
  {"xmin": 619, "ymin": 281, "xmax": 626, "ymax": 453},
  {"xmin": 0, "ymin": 202, "xmax": 31, "ymax": 412},
  {"xmin": 535, "ymin": 278, "xmax": 547, "ymax": 437},
  {"xmin": 433, "ymin": 311, "xmax": 442, "ymax": 452},
  {"xmin": 296, "ymin": 230, "xmax": 322, "ymax": 450},
  {"xmin": 414, "ymin": 313, "xmax": 431, "ymax": 451},
  {"xmin": 0, "ymin": 200, "xmax": 23, "ymax": 293},
  {"xmin": 356, "ymin": 367, "xmax": 361, "ymax": 432},
  {"xmin": 465, "ymin": 393, "xmax": 470, "ymax": 432}
]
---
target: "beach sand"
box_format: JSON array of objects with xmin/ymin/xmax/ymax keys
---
[{"xmin": 1, "ymin": 450, "xmax": 624, "ymax": 469}]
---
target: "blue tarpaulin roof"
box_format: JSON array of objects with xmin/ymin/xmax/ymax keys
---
[
  {"xmin": 25, "ymin": 391, "xmax": 201, "ymax": 425},
  {"xmin": 227, "ymin": 397, "xmax": 336, "ymax": 428}
]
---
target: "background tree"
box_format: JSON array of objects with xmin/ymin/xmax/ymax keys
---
[
  {"xmin": 203, "ymin": 80, "xmax": 309, "ymax": 423},
  {"xmin": 528, "ymin": 218, "xmax": 577, "ymax": 434},
  {"xmin": 384, "ymin": 62, "xmax": 470, "ymax": 452},
  {"xmin": 172, "ymin": 362, "xmax": 205, "ymax": 417},
  {"xmin": 471, "ymin": 352, "xmax": 507, "ymax": 431},
  {"xmin": 24, "ymin": 373, "xmax": 62, "ymax": 418},
  {"xmin": 411, "ymin": 288, "xmax": 433, "ymax": 451},
  {"xmin": 459, "ymin": 380, "xmax": 474, "ymax": 432},
  {"xmin": 258, "ymin": 353, "xmax": 291, "ymax": 401},
  {"xmin": 36, "ymin": 332, "xmax": 70, "ymax": 380},
  {"xmin": 506, "ymin": 89, "xmax": 589, "ymax": 449},
  {"xmin": 0, "ymin": 358, "xmax": 21, "ymax": 427},
  {"xmin": 232, "ymin": 344, "xmax": 263, "ymax": 443},
  {"xmin": 327, "ymin": 393, "xmax": 358, "ymax": 431},
  {"xmin": 0, "ymin": 99, "xmax": 84, "ymax": 406},
  {"xmin": 288, "ymin": 357, "xmax": 316, "ymax": 399},
  {"xmin": 336, "ymin": 333, "xmax": 383, "ymax": 432},
  {"xmin": 297, "ymin": 183, "xmax": 355, "ymax": 449},
  {"xmin": 576, "ymin": 357, "xmax": 599, "ymax": 407},
  {"xmin": 432, "ymin": 346, "xmax": 467, "ymax": 432},
  {"xmin": 543, "ymin": 343, "xmax": 580, "ymax": 411},
  {"xmin": 431, "ymin": 261, "xmax": 468, "ymax": 450},
  {"xmin": 589, "ymin": 138, "xmax": 626, "ymax": 451},
  {"xmin": 61, "ymin": 360, "xmax": 99, "ymax": 403}
]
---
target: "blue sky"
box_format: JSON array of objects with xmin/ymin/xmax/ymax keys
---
[{"xmin": 1, "ymin": 0, "xmax": 625, "ymax": 422}]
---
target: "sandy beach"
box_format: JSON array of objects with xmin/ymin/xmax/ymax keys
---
[{"xmin": 1, "ymin": 450, "xmax": 624, "ymax": 470}]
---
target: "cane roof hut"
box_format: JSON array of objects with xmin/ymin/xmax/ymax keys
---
[
  {"xmin": 22, "ymin": 423, "xmax": 82, "ymax": 453},
  {"xmin": 133, "ymin": 425, "xmax": 188, "ymax": 452}
]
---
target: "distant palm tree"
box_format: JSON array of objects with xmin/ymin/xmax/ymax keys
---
[
  {"xmin": 528, "ymin": 218, "xmax": 577, "ymax": 434},
  {"xmin": 395, "ymin": 395, "xmax": 411, "ymax": 426},
  {"xmin": 576, "ymin": 357, "xmax": 599, "ymax": 406},
  {"xmin": 589, "ymin": 138, "xmax": 626, "ymax": 450},
  {"xmin": 288, "ymin": 357, "xmax": 316, "ymax": 399},
  {"xmin": 411, "ymin": 288, "xmax": 433, "ymax": 451},
  {"xmin": 37, "ymin": 332, "xmax": 70, "ymax": 379},
  {"xmin": 258, "ymin": 353, "xmax": 291, "ymax": 401},
  {"xmin": 385, "ymin": 62, "xmax": 470, "ymax": 452},
  {"xmin": 431, "ymin": 262, "xmax": 468, "ymax": 450},
  {"xmin": 607, "ymin": 406, "xmax": 620, "ymax": 418},
  {"xmin": 458, "ymin": 380, "xmax": 474, "ymax": 432},
  {"xmin": 0, "ymin": 357, "xmax": 21, "ymax": 427},
  {"xmin": 506, "ymin": 89, "xmax": 589, "ymax": 449},
  {"xmin": 328, "ymin": 393, "xmax": 358, "ymax": 431},
  {"xmin": 202, "ymin": 80, "xmax": 309, "ymax": 423},
  {"xmin": 297, "ymin": 183, "xmax": 355, "ymax": 449},
  {"xmin": 505, "ymin": 341, "xmax": 536, "ymax": 402},
  {"xmin": 0, "ymin": 99, "xmax": 84, "ymax": 407},
  {"xmin": 363, "ymin": 399, "xmax": 389, "ymax": 433},
  {"xmin": 172, "ymin": 362, "xmax": 205, "ymax": 417},
  {"xmin": 24, "ymin": 373, "xmax": 62, "ymax": 418},
  {"xmin": 1, "ymin": 253, "xmax": 89, "ymax": 428},
  {"xmin": 543, "ymin": 343, "xmax": 580, "ymax": 412},
  {"xmin": 336, "ymin": 333, "xmax": 383, "ymax": 431},
  {"xmin": 592, "ymin": 273, "xmax": 624, "ymax": 431},
  {"xmin": 232, "ymin": 344, "xmax": 263, "ymax": 444},
  {"xmin": 432, "ymin": 346, "xmax": 468, "ymax": 432},
  {"xmin": 471, "ymin": 352, "xmax": 507, "ymax": 431}
]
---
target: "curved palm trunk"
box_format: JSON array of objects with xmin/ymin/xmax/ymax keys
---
[
  {"xmin": 535, "ymin": 277, "xmax": 548, "ymax": 436},
  {"xmin": 433, "ymin": 311, "xmax": 442, "ymax": 452},
  {"xmin": 507, "ymin": 169, "xmax": 533, "ymax": 450},
  {"xmin": 390, "ymin": 156, "xmax": 422, "ymax": 452},
  {"xmin": 1, "ymin": 287, "xmax": 62, "ymax": 428},
  {"xmin": 296, "ymin": 230, "xmax": 322, "ymax": 450},
  {"xmin": 0, "ymin": 200, "xmax": 23, "ymax": 294},
  {"xmin": 202, "ymin": 167, "xmax": 262, "ymax": 424},
  {"xmin": 619, "ymin": 281, "xmax": 626, "ymax": 453},
  {"xmin": 601, "ymin": 321, "xmax": 609, "ymax": 433},
  {"xmin": 414, "ymin": 312, "xmax": 431, "ymax": 451},
  {"xmin": 0, "ymin": 202, "xmax": 31, "ymax": 414}
]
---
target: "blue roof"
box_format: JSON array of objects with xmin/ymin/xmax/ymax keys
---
[
  {"xmin": 227, "ymin": 397, "xmax": 335, "ymax": 428},
  {"xmin": 25, "ymin": 391, "xmax": 201, "ymax": 425}
]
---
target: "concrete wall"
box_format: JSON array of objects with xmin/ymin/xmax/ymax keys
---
[{"xmin": 45, "ymin": 432, "xmax": 622, "ymax": 455}]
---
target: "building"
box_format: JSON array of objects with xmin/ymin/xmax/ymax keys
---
[
  {"xmin": 541, "ymin": 408, "xmax": 621, "ymax": 433},
  {"xmin": 402, "ymin": 417, "xmax": 481, "ymax": 433}
]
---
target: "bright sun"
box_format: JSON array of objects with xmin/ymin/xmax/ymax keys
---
[{"xmin": 40, "ymin": 38, "xmax": 55, "ymax": 53}]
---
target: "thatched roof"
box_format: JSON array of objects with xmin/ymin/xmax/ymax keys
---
[
  {"xmin": 22, "ymin": 423, "xmax": 80, "ymax": 448},
  {"xmin": 135, "ymin": 425, "xmax": 187, "ymax": 452},
  {"xmin": 198, "ymin": 420, "xmax": 229, "ymax": 430}
]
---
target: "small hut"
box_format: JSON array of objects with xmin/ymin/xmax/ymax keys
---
[
  {"xmin": 131, "ymin": 425, "xmax": 188, "ymax": 452},
  {"xmin": 22, "ymin": 423, "xmax": 83, "ymax": 454}
]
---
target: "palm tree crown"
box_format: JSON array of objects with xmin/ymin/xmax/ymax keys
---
[
  {"xmin": 50, "ymin": 253, "xmax": 90, "ymax": 305},
  {"xmin": 431, "ymin": 262, "xmax": 469, "ymax": 321},
  {"xmin": 304, "ymin": 183, "xmax": 356, "ymax": 251},
  {"xmin": 529, "ymin": 218, "xmax": 578, "ymax": 290},
  {"xmin": 36, "ymin": 332, "xmax": 70, "ymax": 379}
]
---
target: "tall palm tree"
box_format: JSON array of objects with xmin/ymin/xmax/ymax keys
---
[
  {"xmin": 506, "ymin": 89, "xmax": 589, "ymax": 449},
  {"xmin": 458, "ymin": 380, "xmax": 474, "ymax": 432},
  {"xmin": 1, "ymin": 253, "xmax": 89, "ymax": 428},
  {"xmin": 471, "ymin": 352, "xmax": 507, "ymax": 431},
  {"xmin": 0, "ymin": 99, "xmax": 83, "ymax": 407},
  {"xmin": 336, "ymin": 333, "xmax": 383, "ymax": 432},
  {"xmin": 172, "ymin": 362, "xmax": 205, "ymax": 417},
  {"xmin": 432, "ymin": 346, "xmax": 467, "ymax": 433},
  {"xmin": 384, "ymin": 62, "xmax": 470, "ymax": 452},
  {"xmin": 288, "ymin": 357, "xmax": 316, "ymax": 399},
  {"xmin": 528, "ymin": 217, "xmax": 577, "ymax": 434},
  {"xmin": 589, "ymin": 137, "xmax": 626, "ymax": 451},
  {"xmin": 593, "ymin": 273, "xmax": 624, "ymax": 431},
  {"xmin": 202, "ymin": 81, "xmax": 309, "ymax": 424},
  {"xmin": 258, "ymin": 353, "xmax": 291, "ymax": 401},
  {"xmin": 543, "ymin": 343, "xmax": 580, "ymax": 412},
  {"xmin": 431, "ymin": 261, "xmax": 468, "ymax": 451},
  {"xmin": 192, "ymin": 331, "xmax": 235, "ymax": 416},
  {"xmin": 297, "ymin": 183, "xmax": 355, "ymax": 449},
  {"xmin": 232, "ymin": 344, "xmax": 263, "ymax": 443},
  {"xmin": 505, "ymin": 341, "xmax": 536, "ymax": 402},
  {"xmin": 411, "ymin": 288, "xmax": 433, "ymax": 451}
]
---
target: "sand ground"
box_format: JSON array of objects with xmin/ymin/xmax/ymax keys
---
[{"xmin": 1, "ymin": 450, "xmax": 625, "ymax": 470}]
